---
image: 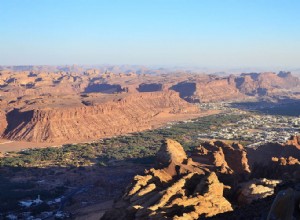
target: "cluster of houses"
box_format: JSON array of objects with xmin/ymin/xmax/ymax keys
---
[
  {"xmin": 198, "ymin": 102, "xmax": 232, "ymax": 110},
  {"xmin": 198, "ymin": 114, "xmax": 300, "ymax": 148},
  {"xmin": 4, "ymin": 195, "xmax": 69, "ymax": 220},
  {"xmin": 19, "ymin": 195, "xmax": 43, "ymax": 208},
  {"xmin": 19, "ymin": 195, "xmax": 65, "ymax": 208},
  {"xmin": 5, "ymin": 211, "xmax": 70, "ymax": 220}
]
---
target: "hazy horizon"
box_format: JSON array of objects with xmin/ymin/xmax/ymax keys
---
[
  {"xmin": 1, "ymin": 64, "xmax": 300, "ymax": 73},
  {"xmin": 1, "ymin": 0, "xmax": 300, "ymax": 68}
]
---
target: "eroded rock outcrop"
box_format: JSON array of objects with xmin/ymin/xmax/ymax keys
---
[
  {"xmin": 272, "ymin": 156, "xmax": 300, "ymax": 166},
  {"xmin": 192, "ymin": 141, "xmax": 251, "ymax": 177},
  {"xmin": 101, "ymin": 139, "xmax": 233, "ymax": 220},
  {"xmin": 237, "ymin": 178, "xmax": 281, "ymax": 205},
  {"xmin": 97, "ymin": 136, "xmax": 300, "ymax": 219},
  {"xmin": 286, "ymin": 135, "xmax": 300, "ymax": 149},
  {"xmin": 102, "ymin": 138, "xmax": 300, "ymax": 220},
  {"xmin": 247, "ymin": 137, "xmax": 300, "ymax": 167}
]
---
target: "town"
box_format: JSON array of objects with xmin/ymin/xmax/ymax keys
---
[{"xmin": 197, "ymin": 102, "xmax": 300, "ymax": 148}]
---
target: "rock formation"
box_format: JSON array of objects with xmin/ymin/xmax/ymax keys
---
[
  {"xmin": 286, "ymin": 135, "xmax": 300, "ymax": 149},
  {"xmin": 272, "ymin": 156, "xmax": 300, "ymax": 165},
  {"xmin": 102, "ymin": 137, "xmax": 300, "ymax": 220},
  {"xmin": 101, "ymin": 139, "xmax": 233, "ymax": 220},
  {"xmin": 192, "ymin": 141, "xmax": 250, "ymax": 177},
  {"xmin": 237, "ymin": 178, "xmax": 281, "ymax": 205},
  {"xmin": 247, "ymin": 136, "xmax": 300, "ymax": 167}
]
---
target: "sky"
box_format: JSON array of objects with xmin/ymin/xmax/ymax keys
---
[{"xmin": 0, "ymin": 0, "xmax": 300, "ymax": 69}]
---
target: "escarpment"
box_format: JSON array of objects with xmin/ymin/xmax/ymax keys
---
[
  {"xmin": 169, "ymin": 75, "xmax": 246, "ymax": 103},
  {"xmin": 235, "ymin": 72, "xmax": 300, "ymax": 96},
  {"xmin": 2, "ymin": 92, "xmax": 200, "ymax": 143}
]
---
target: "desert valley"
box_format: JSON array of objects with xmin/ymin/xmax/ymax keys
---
[
  {"xmin": 1, "ymin": 1, "xmax": 300, "ymax": 219},
  {"xmin": 1, "ymin": 66, "xmax": 300, "ymax": 219},
  {"xmin": 0, "ymin": 66, "xmax": 299, "ymax": 145}
]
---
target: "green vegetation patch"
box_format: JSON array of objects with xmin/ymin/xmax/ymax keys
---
[{"xmin": 0, "ymin": 113, "xmax": 248, "ymax": 168}]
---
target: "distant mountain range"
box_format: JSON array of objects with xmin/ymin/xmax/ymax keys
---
[{"xmin": 1, "ymin": 67, "xmax": 300, "ymax": 143}]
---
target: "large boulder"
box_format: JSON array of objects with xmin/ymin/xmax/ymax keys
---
[
  {"xmin": 237, "ymin": 178, "xmax": 281, "ymax": 205},
  {"xmin": 156, "ymin": 139, "xmax": 188, "ymax": 168}
]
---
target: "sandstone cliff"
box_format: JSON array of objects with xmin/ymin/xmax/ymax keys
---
[
  {"xmin": 2, "ymin": 92, "xmax": 199, "ymax": 143},
  {"xmin": 235, "ymin": 72, "xmax": 300, "ymax": 96},
  {"xmin": 170, "ymin": 76, "xmax": 245, "ymax": 103}
]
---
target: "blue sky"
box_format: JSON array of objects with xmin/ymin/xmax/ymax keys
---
[{"xmin": 0, "ymin": 0, "xmax": 299, "ymax": 68}]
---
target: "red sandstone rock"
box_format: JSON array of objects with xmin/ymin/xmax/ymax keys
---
[{"xmin": 101, "ymin": 139, "xmax": 240, "ymax": 220}]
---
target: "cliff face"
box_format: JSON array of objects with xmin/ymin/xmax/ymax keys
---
[
  {"xmin": 2, "ymin": 92, "xmax": 199, "ymax": 143},
  {"xmin": 170, "ymin": 76, "xmax": 244, "ymax": 103},
  {"xmin": 194, "ymin": 77, "xmax": 244, "ymax": 102},
  {"xmin": 235, "ymin": 72, "xmax": 300, "ymax": 96}
]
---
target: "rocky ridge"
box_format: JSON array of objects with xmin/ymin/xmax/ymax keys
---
[
  {"xmin": 102, "ymin": 139, "xmax": 253, "ymax": 220},
  {"xmin": 102, "ymin": 136, "xmax": 300, "ymax": 220}
]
